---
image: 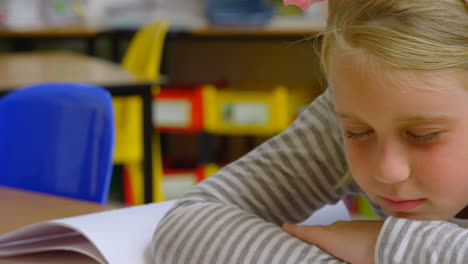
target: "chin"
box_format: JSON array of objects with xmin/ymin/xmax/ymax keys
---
[
  {"xmin": 391, "ymin": 212, "xmax": 427, "ymax": 221},
  {"xmin": 387, "ymin": 211, "xmax": 449, "ymax": 221}
]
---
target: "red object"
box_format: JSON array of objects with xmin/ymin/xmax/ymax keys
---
[
  {"xmin": 195, "ymin": 166, "xmax": 205, "ymax": 183},
  {"xmin": 122, "ymin": 166, "xmax": 135, "ymax": 206},
  {"xmin": 162, "ymin": 165, "xmax": 207, "ymax": 184},
  {"xmin": 153, "ymin": 85, "xmax": 204, "ymax": 133},
  {"xmin": 342, "ymin": 196, "xmax": 357, "ymax": 214}
]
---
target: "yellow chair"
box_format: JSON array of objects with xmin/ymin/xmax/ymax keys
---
[
  {"xmin": 121, "ymin": 21, "xmax": 168, "ymax": 81},
  {"xmin": 113, "ymin": 20, "xmax": 169, "ymax": 204}
]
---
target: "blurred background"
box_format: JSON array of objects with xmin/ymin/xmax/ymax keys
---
[{"xmin": 0, "ymin": 0, "xmax": 375, "ymax": 219}]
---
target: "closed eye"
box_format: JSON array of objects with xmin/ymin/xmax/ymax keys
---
[
  {"xmin": 406, "ymin": 131, "xmax": 441, "ymax": 144},
  {"xmin": 344, "ymin": 130, "xmax": 374, "ymax": 141}
]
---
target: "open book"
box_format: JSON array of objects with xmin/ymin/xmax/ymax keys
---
[
  {"xmin": 0, "ymin": 200, "xmax": 176, "ymax": 264},
  {"xmin": 0, "ymin": 200, "xmax": 349, "ymax": 264}
]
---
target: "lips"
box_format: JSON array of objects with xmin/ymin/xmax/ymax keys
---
[{"xmin": 380, "ymin": 196, "xmax": 426, "ymax": 212}]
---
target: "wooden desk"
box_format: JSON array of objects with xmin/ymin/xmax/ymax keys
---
[
  {"xmin": 0, "ymin": 186, "xmax": 108, "ymax": 263},
  {"xmin": 0, "ymin": 186, "xmax": 109, "ymax": 234},
  {"xmin": 0, "ymin": 51, "xmax": 147, "ymax": 88},
  {"xmin": 0, "ymin": 52, "xmax": 155, "ymax": 203}
]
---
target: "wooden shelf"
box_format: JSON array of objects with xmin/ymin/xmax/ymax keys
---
[{"xmin": 0, "ymin": 26, "xmax": 99, "ymax": 38}]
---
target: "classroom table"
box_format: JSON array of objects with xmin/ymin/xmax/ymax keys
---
[
  {"xmin": 0, "ymin": 186, "xmax": 111, "ymax": 235},
  {"xmin": 0, "ymin": 186, "xmax": 110, "ymax": 263},
  {"xmin": 0, "ymin": 51, "xmax": 155, "ymax": 203}
]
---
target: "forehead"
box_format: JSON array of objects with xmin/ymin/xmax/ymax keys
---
[
  {"xmin": 328, "ymin": 48, "xmax": 468, "ymax": 123},
  {"xmin": 327, "ymin": 47, "xmax": 466, "ymax": 94}
]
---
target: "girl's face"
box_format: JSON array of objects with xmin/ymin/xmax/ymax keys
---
[{"xmin": 329, "ymin": 50, "xmax": 468, "ymax": 220}]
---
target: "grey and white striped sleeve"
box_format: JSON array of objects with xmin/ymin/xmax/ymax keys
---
[
  {"xmin": 151, "ymin": 89, "xmax": 360, "ymax": 263},
  {"xmin": 376, "ymin": 217, "xmax": 468, "ymax": 263}
]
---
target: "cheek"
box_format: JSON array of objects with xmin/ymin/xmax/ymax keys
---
[
  {"xmin": 410, "ymin": 139, "xmax": 468, "ymax": 208},
  {"xmin": 413, "ymin": 150, "xmax": 468, "ymax": 217},
  {"xmin": 413, "ymin": 147, "xmax": 468, "ymax": 193},
  {"xmin": 343, "ymin": 142, "xmax": 373, "ymax": 183}
]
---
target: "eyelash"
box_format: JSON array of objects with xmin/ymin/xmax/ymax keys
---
[
  {"xmin": 344, "ymin": 131, "xmax": 374, "ymax": 141},
  {"xmin": 406, "ymin": 132, "xmax": 440, "ymax": 143},
  {"xmin": 344, "ymin": 130, "xmax": 441, "ymax": 143}
]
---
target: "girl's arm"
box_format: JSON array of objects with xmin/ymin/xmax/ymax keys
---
[
  {"xmin": 376, "ymin": 217, "xmax": 468, "ymax": 263},
  {"xmin": 284, "ymin": 216, "xmax": 468, "ymax": 263},
  {"xmin": 151, "ymin": 89, "xmax": 359, "ymax": 263}
]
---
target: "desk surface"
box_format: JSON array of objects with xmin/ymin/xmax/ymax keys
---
[
  {"xmin": 0, "ymin": 186, "xmax": 110, "ymax": 235},
  {"xmin": 0, "ymin": 51, "xmax": 151, "ymax": 91}
]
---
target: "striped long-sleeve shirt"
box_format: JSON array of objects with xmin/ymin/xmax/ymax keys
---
[{"xmin": 152, "ymin": 89, "xmax": 468, "ymax": 263}]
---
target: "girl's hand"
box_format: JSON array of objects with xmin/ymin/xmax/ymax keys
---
[{"xmin": 282, "ymin": 220, "xmax": 384, "ymax": 264}]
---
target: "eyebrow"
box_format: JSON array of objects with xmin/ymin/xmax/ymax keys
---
[
  {"xmin": 394, "ymin": 114, "xmax": 452, "ymax": 124},
  {"xmin": 336, "ymin": 113, "xmax": 360, "ymax": 120},
  {"xmin": 337, "ymin": 113, "xmax": 453, "ymax": 124}
]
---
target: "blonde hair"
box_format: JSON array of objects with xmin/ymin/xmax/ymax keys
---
[
  {"xmin": 321, "ymin": 0, "xmax": 468, "ymax": 73},
  {"xmin": 324, "ymin": 0, "xmax": 468, "ymax": 188}
]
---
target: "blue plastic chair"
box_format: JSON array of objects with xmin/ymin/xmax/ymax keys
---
[{"xmin": 0, "ymin": 83, "xmax": 115, "ymax": 204}]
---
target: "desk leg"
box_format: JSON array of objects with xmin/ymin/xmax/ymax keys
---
[
  {"xmin": 142, "ymin": 87, "xmax": 154, "ymax": 203},
  {"xmin": 86, "ymin": 37, "xmax": 96, "ymax": 56}
]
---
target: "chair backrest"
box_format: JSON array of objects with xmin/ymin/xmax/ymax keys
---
[
  {"xmin": 0, "ymin": 83, "xmax": 115, "ymax": 204},
  {"xmin": 121, "ymin": 20, "xmax": 169, "ymax": 80}
]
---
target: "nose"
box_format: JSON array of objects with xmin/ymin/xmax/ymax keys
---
[{"xmin": 374, "ymin": 141, "xmax": 410, "ymax": 184}]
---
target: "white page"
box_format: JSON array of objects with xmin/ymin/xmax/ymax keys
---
[
  {"xmin": 299, "ymin": 200, "xmax": 350, "ymax": 226},
  {"xmin": 50, "ymin": 200, "xmax": 176, "ymax": 264},
  {"xmin": 0, "ymin": 226, "xmax": 103, "ymax": 262}
]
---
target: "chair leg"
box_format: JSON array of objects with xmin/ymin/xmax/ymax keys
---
[
  {"xmin": 125, "ymin": 133, "xmax": 165, "ymax": 204},
  {"xmin": 152, "ymin": 133, "xmax": 165, "ymax": 202},
  {"xmin": 126, "ymin": 163, "xmax": 144, "ymax": 205},
  {"xmin": 123, "ymin": 166, "xmax": 135, "ymax": 206}
]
